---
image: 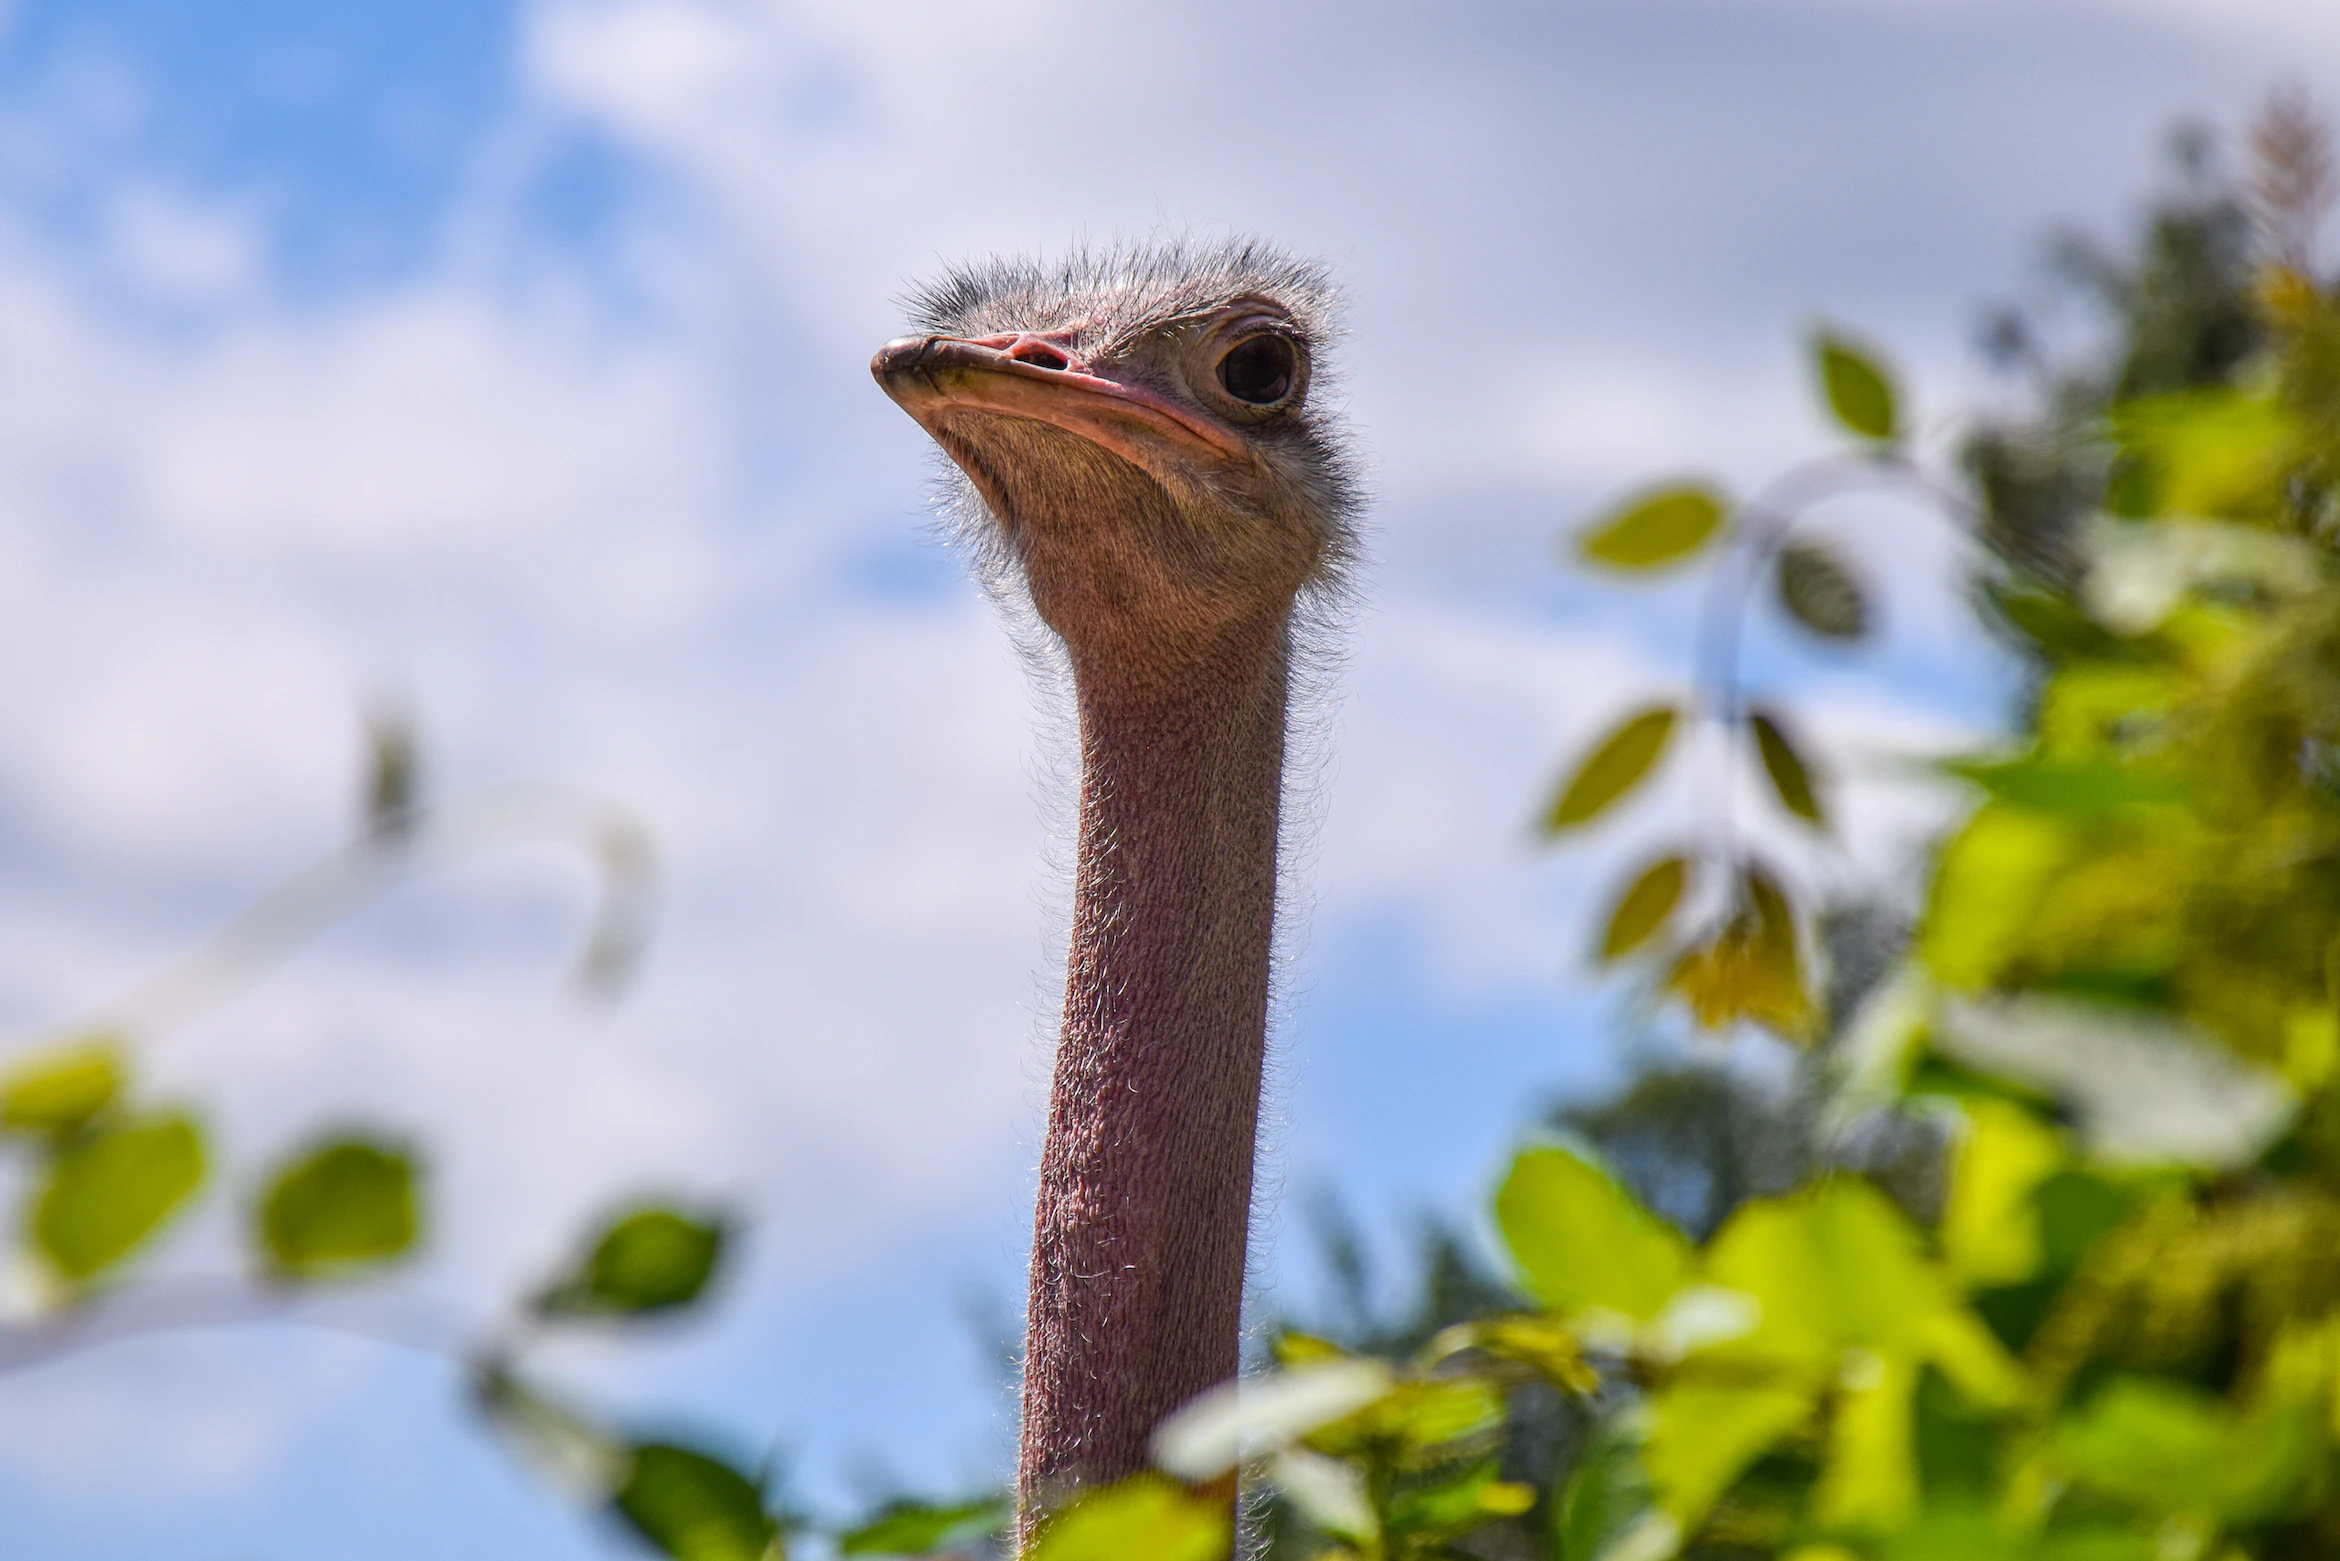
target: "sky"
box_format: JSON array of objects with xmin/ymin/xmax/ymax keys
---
[{"xmin": 0, "ymin": 1, "xmax": 2333, "ymax": 1557}]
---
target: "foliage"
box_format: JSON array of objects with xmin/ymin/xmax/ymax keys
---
[{"xmin": 937, "ymin": 95, "xmax": 2340, "ymax": 1561}]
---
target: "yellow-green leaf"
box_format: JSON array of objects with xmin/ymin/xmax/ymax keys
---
[
  {"xmin": 1645, "ymin": 1380, "xmax": 1814, "ymax": 1526},
  {"xmin": 1750, "ymin": 711, "xmax": 1825, "ymax": 825},
  {"xmin": 1496, "ymin": 1145, "xmax": 1692, "ymax": 1322},
  {"xmin": 1814, "ymin": 330, "xmax": 1900, "ymax": 441},
  {"xmin": 1428, "ymin": 1312, "xmax": 1601, "ymax": 1395},
  {"xmin": 1578, "ymin": 483, "xmax": 1729, "ymax": 570},
  {"xmin": 1776, "ymin": 541, "xmax": 1870, "ymax": 640},
  {"xmin": 1704, "ymin": 1178, "xmax": 1937, "ymax": 1366},
  {"xmin": 1939, "ymin": 1099, "xmax": 2062, "ymax": 1286},
  {"xmin": 256, "ymin": 1137, "xmax": 421, "ymax": 1281},
  {"xmin": 1814, "ymin": 1350, "xmax": 1919, "ymax": 1531},
  {"xmin": 2109, "ymin": 388, "xmax": 2295, "ymax": 521},
  {"xmin": 0, "ymin": 1038, "xmax": 125, "ymax": 1137},
  {"xmin": 1665, "ymin": 865, "xmax": 1813, "ymax": 1041},
  {"xmin": 1918, "ymin": 805, "xmax": 2072, "ymax": 990},
  {"xmin": 1598, "ymin": 855, "xmax": 1688, "ymax": 963},
  {"xmin": 1542, "ymin": 706, "xmax": 1679, "ymax": 834},
  {"xmin": 839, "ymin": 1496, "xmax": 1010, "ymax": 1557},
  {"xmin": 31, "ymin": 1111, "xmax": 206, "ymax": 1283},
  {"xmin": 1026, "ymin": 1474, "xmax": 1230, "ymax": 1561}
]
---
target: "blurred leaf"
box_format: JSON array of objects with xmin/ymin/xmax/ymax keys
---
[
  {"xmin": 1264, "ymin": 1446, "xmax": 1375, "ymax": 1542},
  {"xmin": 1597, "ymin": 855, "xmax": 1688, "ymax": 963},
  {"xmin": 1704, "ymin": 1178, "xmax": 1938, "ymax": 1365},
  {"xmin": 1307, "ymin": 1375, "xmax": 1504, "ymax": 1460},
  {"xmin": 2051, "ymin": 1377, "xmax": 2319, "ymax": 1523},
  {"xmin": 1024, "ymin": 1474, "xmax": 1229, "ymax": 1561},
  {"xmin": 1152, "ymin": 1361, "xmax": 1392, "ymax": 1482},
  {"xmin": 255, "ymin": 1136, "xmax": 420, "ymax": 1281},
  {"xmin": 362, "ymin": 703, "xmax": 421, "ymax": 843},
  {"xmin": 1578, "ymin": 483, "xmax": 1729, "ymax": 570},
  {"xmin": 1814, "ymin": 330, "xmax": 1901, "ymax": 442},
  {"xmin": 1776, "ymin": 541, "xmax": 1871, "ymax": 640},
  {"xmin": 1542, "ymin": 706, "xmax": 1679, "ymax": 834},
  {"xmin": 31, "ymin": 1110, "xmax": 205, "ymax": 1283},
  {"xmin": 0, "ymin": 1038, "xmax": 124, "ymax": 1137},
  {"xmin": 1272, "ymin": 1330, "xmax": 1349, "ymax": 1367},
  {"xmin": 2108, "ymin": 388, "xmax": 2294, "ymax": 521},
  {"xmin": 1426, "ymin": 1312, "xmax": 1600, "ymax": 1394},
  {"xmin": 1939, "ymin": 1100, "xmax": 2061, "ymax": 1286},
  {"xmin": 1815, "ymin": 1350, "xmax": 1919, "ymax": 1530},
  {"xmin": 1495, "ymin": 1145, "xmax": 1692, "ymax": 1322},
  {"xmin": 1750, "ymin": 710, "xmax": 1825, "ymax": 825},
  {"xmin": 838, "ymin": 1496, "xmax": 1009, "ymax": 1557},
  {"xmin": 1384, "ymin": 1459, "xmax": 1533, "ymax": 1545},
  {"xmin": 1665, "ymin": 865, "xmax": 1813, "ymax": 1041},
  {"xmin": 1941, "ymin": 757, "xmax": 2189, "ymax": 814},
  {"xmin": 1919, "ymin": 805, "xmax": 2071, "ymax": 990},
  {"xmin": 1551, "ymin": 1412, "xmax": 1653, "ymax": 1561},
  {"xmin": 540, "ymin": 1205, "xmax": 726, "ymax": 1319},
  {"xmin": 612, "ymin": 1443, "xmax": 778, "ymax": 1561},
  {"xmin": 1644, "ymin": 1380, "xmax": 1813, "ymax": 1527}
]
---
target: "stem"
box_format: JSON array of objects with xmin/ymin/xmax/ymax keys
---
[
  {"xmin": 1688, "ymin": 451, "xmax": 1971, "ymax": 880},
  {"xmin": 0, "ymin": 1274, "xmax": 484, "ymax": 1374},
  {"xmin": 17, "ymin": 781, "xmax": 653, "ymax": 1058}
]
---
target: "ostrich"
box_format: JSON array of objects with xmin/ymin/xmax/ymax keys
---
[{"xmin": 871, "ymin": 241, "xmax": 1360, "ymax": 1522}]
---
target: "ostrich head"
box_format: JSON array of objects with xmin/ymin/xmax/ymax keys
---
[{"xmin": 871, "ymin": 240, "xmax": 1359, "ymax": 697}]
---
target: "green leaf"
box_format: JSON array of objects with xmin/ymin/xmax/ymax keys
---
[
  {"xmin": 1384, "ymin": 1460, "xmax": 1534, "ymax": 1545},
  {"xmin": 1541, "ymin": 705, "xmax": 1679, "ymax": 834},
  {"xmin": 255, "ymin": 1136, "xmax": 420, "ymax": 1280},
  {"xmin": 1939, "ymin": 1099, "xmax": 2061, "ymax": 1286},
  {"xmin": 1815, "ymin": 1349, "xmax": 1920, "ymax": 1530},
  {"xmin": 31, "ymin": 1111, "xmax": 205, "ymax": 1283},
  {"xmin": 1597, "ymin": 855, "xmax": 1688, "ymax": 963},
  {"xmin": 2108, "ymin": 389, "xmax": 2295, "ymax": 521},
  {"xmin": 1704, "ymin": 1178, "xmax": 1937, "ymax": 1365},
  {"xmin": 1919, "ymin": 804, "xmax": 2071, "ymax": 990},
  {"xmin": 1025, "ymin": 1474, "xmax": 1230, "ymax": 1561},
  {"xmin": 1306, "ymin": 1376, "xmax": 1505, "ymax": 1460},
  {"xmin": 1776, "ymin": 540, "xmax": 1871, "ymax": 640},
  {"xmin": 1750, "ymin": 710, "xmax": 1825, "ymax": 825},
  {"xmin": 0, "ymin": 1038, "xmax": 125, "ymax": 1137},
  {"xmin": 1814, "ymin": 329, "xmax": 1900, "ymax": 441},
  {"xmin": 1941, "ymin": 757, "xmax": 2189, "ymax": 814},
  {"xmin": 838, "ymin": 1496, "xmax": 1009, "ymax": 1557},
  {"xmin": 540, "ymin": 1205, "xmax": 726, "ymax": 1318},
  {"xmin": 1578, "ymin": 483, "xmax": 1729, "ymax": 570},
  {"xmin": 1495, "ymin": 1145, "xmax": 1692, "ymax": 1322},
  {"xmin": 612, "ymin": 1443, "xmax": 778, "ymax": 1561},
  {"xmin": 1551, "ymin": 1411, "xmax": 1653, "ymax": 1561},
  {"xmin": 2049, "ymin": 1378, "xmax": 2318, "ymax": 1522},
  {"xmin": 1644, "ymin": 1379, "xmax": 1813, "ymax": 1527},
  {"xmin": 1426, "ymin": 1312, "xmax": 1599, "ymax": 1395}
]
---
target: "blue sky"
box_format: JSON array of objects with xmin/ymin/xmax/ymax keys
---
[{"xmin": 0, "ymin": 1, "xmax": 2331, "ymax": 1557}]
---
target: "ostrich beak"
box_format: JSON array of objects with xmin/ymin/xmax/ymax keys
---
[{"xmin": 872, "ymin": 334, "xmax": 1244, "ymax": 473}]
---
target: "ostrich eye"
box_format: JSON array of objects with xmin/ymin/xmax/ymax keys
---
[{"xmin": 1217, "ymin": 335, "xmax": 1297, "ymax": 406}]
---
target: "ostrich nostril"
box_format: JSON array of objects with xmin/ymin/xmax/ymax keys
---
[{"xmin": 1005, "ymin": 337, "xmax": 1072, "ymax": 371}]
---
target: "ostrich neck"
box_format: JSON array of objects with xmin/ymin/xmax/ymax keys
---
[{"xmin": 1019, "ymin": 620, "xmax": 1291, "ymax": 1519}]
